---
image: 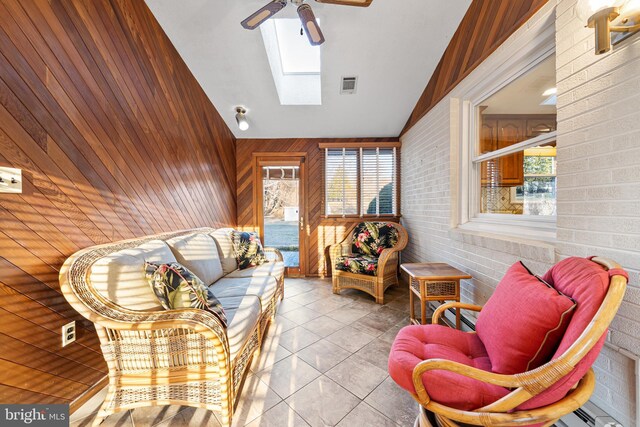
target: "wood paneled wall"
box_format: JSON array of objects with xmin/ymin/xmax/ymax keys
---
[
  {"xmin": 236, "ymin": 138, "xmax": 397, "ymax": 277},
  {"xmin": 0, "ymin": 0, "xmax": 236, "ymax": 405},
  {"xmin": 401, "ymin": 0, "xmax": 548, "ymax": 135}
]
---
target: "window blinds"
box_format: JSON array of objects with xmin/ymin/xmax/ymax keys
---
[
  {"xmin": 325, "ymin": 148, "xmax": 358, "ymax": 216},
  {"xmin": 324, "ymin": 147, "xmax": 397, "ymax": 216}
]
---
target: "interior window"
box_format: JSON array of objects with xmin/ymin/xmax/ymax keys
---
[{"xmin": 476, "ymin": 55, "xmax": 557, "ymax": 217}]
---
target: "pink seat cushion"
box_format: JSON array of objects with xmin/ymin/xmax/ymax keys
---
[
  {"xmin": 518, "ymin": 257, "xmax": 623, "ymax": 410},
  {"xmin": 388, "ymin": 325, "xmax": 510, "ymax": 410},
  {"xmin": 476, "ymin": 262, "xmax": 576, "ymax": 375}
]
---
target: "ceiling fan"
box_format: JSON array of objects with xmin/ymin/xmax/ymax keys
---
[{"xmin": 241, "ymin": 0, "xmax": 372, "ymax": 46}]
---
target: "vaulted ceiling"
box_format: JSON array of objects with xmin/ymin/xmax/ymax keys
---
[{"xmin": 146, "ymin": 0, "xmax": 471, "ymax": 138}]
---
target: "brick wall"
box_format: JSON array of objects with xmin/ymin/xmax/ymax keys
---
[{"xmin": 400, "ymin": 1, "xmax": 639, "ymax": 425}]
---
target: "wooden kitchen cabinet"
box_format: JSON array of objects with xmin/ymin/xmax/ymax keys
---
[{"xmin": 480, "ymin": 114, "xmax": 556, "ymax": 187}]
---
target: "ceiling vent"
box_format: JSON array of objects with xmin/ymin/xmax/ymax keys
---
[{"xmin": 340, "ymin": 76, "xmax": 358, "ymax": 94}]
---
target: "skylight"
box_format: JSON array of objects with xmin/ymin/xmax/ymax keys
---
[{"xmin": 261, "ymin": 19, "xmax": 321, "ymax": 105}]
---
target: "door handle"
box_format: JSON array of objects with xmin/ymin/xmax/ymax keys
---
[{"xmin": 299, "ymin": 217, "xmax": 304, "ymax": 230}]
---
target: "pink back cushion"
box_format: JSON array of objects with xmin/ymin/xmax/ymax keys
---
[
  {"xmin": 519, "ymin": 257, "xmax": 618, "ymax": 410},
  {"xmin": 476, "ymin": 262, "xmax": 576, "ymax": 375}
]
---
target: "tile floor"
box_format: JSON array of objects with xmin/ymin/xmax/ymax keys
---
[{"xmin": 70, "ymin": 278, "xmax": 419, "ymax": 427}]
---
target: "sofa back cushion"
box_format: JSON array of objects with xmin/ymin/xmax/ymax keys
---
[
  {"xmin": 518, "ymin": 257, "xmax": 620, "ymax": 410},
  {"xmin": 476, "ymin": 262, "xmax": 576, "ymax": 375},
  {"xmin": 167, "ymin": 233, "xmax": 224, "ymax": 285},
  {"xmin": 89, "ymin": 240, "xmax": 176, "ymax": 311},
  {"xmin": 210, "ymin": 228, "xmax": 238, "ymax": 274},
  {"xmin": 351, "ymin": 222, "xmax": 399, "ymax": 256}
]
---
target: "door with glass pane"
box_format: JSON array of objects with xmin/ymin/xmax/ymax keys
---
[{"xmin": 257, "ymin": 157, "xmax": 305, "ymax": 276}]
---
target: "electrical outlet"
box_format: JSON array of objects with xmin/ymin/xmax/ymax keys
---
[
  {"xmin": 0, "ymin": 167, "xmax": 22, "ymax": 193},
  {"xmin": 62, "ymin": 321, "xmax": 76, "ymax": 347}
]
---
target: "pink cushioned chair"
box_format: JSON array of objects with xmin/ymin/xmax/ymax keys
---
[{"xmin": 388, "ymin": 257, "xmax": 628, "ymax": 427}]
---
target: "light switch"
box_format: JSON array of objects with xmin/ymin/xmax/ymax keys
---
[{"xmin": 0, "ymin": 167, "xmax": 22, "ymax": 193}]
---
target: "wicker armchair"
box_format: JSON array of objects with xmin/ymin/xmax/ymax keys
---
[
  {"xmin": 330, "ymin": 222, "xmax": 408, "ymax": 304},
  {"xmin": 60, "ymin": 228, "xmax": 284, "ymax": 427},
  {"xmin": 389, "ymin": 257, "xmax": 628, "ymax": 427}
]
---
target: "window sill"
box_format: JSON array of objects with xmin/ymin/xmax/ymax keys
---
[{"xmin": 449, "ymin": 224, "xmax": 556, "ymax": 264}]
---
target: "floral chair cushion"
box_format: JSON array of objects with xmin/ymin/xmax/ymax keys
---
[
  {"xmin": 145, "ymin": 262, "xmax": 227, "ymax": 327},
  {"xmin": 351, "ymin": 222, "xmax": 399, "ymax": 257},
  {"xmin": 231, "ymin": 231, "xmax": 268, "ymax": 270},
  {"xmin": 335, "ymin": 255, "xmax": 379, "ymax": 276}
]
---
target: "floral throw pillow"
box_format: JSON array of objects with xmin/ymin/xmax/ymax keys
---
[
  {"xmin": 231, "ymin": 231, "xmax": 268, "ymax": 270},
  {"xmin": 351, "ymin": 222, "xmax": 399, "ymax": 257},
  {"xmin": 145, "ymin": 262, "xmax": 227, "ymax": 327}
]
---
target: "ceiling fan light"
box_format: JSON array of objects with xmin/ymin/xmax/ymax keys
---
[{"xmin": 235, "ymin": 107, "xmax": 249, "ymax": 131}]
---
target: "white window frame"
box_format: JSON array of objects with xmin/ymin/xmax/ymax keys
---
[{"xmin": 455, "ymin": 15, "xmax": 557, "ymax": 242}]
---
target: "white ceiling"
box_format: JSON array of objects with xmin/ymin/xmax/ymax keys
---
[{"xmin": 146, "ymin": 0, "xmax": 471, "ymax": 138}]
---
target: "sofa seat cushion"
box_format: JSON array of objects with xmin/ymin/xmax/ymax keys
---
[
  {"xmin": 335, "ymin": 255, "xmax": 379, "ymax": 276},
  {"xmin": 389, "ymin": 325, "xmax": 510, "ymax": 411},
  {"xmin": 89, "ymin": 240, "xmax": 176, "ymax": 311},
  {"xmin": 210, "ymin": 228, "xmax": 238, "ymax": 275},
  {"xmin": 351, "ymin": 222, "xmax": 399, "ymax": 256},
  {"xmin": 210, "ymin": 276, "xmax": 278, "ymax": 307},
  {"xmin": 476, "ymin": 262, "xmax": 576, "ymax": 375},
  {"xmin": 166, "ymin": 233, "xmax": 224, "ymax": 286},
  {"xmin": 217, "ymin": 295, "xmax": 262, "ymax": 360},
  {"xmin": 225, "ymin": 261, "xmax": 285, "ymax": 279}
]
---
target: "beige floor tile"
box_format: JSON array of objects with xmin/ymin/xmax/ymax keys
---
[
  {"xmin": 255, "ymin": 355, "xmax": 321, "ymax": 399},
  {"xmin": 277, "ymin": 299, "xmax": 304, "ymax": 314},
  {"xmin": 287, "ymin": 291, "xmax": 326, "ymax": 306},
  {"xmin": 285, "ymin": 376, "xmax": 360, "ymax": 427},
  {"xmin": 131, "ymin": 405, "xmax": 187, "ymax": 426},
  {"xmin": 296, "ymin": 339, "xmax": 352, "ymax": 373},
  {"xmin": 325, "ymin": 354, "xmax": 388, "ymax": 399},
  {"xmin": 269, "ymin": 315, "xmax": 298, "ymax": 334},
  {"xmin": 326, "ymin": 326, "xmax": 376, "ymax": 353},
  {"xmin": 244, "ymin": 402, "xmax": 309, "ymax": 427},
  {"xmin": 325, "ymin": 305, "xmax": 371, "ymax": 325},
  {"xmin": 336, "ymin": 402, "xmax": 400, "ymax": 427},
  {"xmin": 354, "ymin": 306, "xmax": 408, "ymax": 334},
  {"xmin": 232, "ymin": 375, "xmax": 282, "ymax": 426},
  {"xmin": 273, "ymin": 326, "xmax": 321, "ymax": 353},
  {"xmin": 280, "ymin": 307, "xmax": 323, "ymax": 325},
  {"xmin": 250, "ymin": 342, "xmax": 292, "ymax": 373},
  {"xmin": 354, "ymin": 338, "xmax": 393, "ymax": 371},
  {"xmin": 364, "ymin": 377, "xmax": 418, "ymax": 427},
  {"xmin": 379, "ymin": 318, "xmax": 411, "ymax": 344},
  {"xmin": 70, "ymin": 386, "xmax": 107, "ymax": 422},
  {"xmin": 71, "ymin": 410, "xmax": 132, "ymax": 427},
  {"xmin": 155, "ymin": 407, "xmax": 221, "ymax": 426},
  {"xmin": 304, "ymin": 298, "xmax": 351, "ymax": 315},
  {"xmin": 301, "ymin": 316, "xmax": 346, "ymax": 338}
]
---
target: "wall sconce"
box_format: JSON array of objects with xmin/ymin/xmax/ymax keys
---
[
  {"xmin": 235, "ymin": 107, "xmax": 249, "ymax": 131},
  {"xmin": 576, "ymin": 0, "xmax": 640, "ymax": 54}
]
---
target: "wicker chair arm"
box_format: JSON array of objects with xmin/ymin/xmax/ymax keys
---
[
  {"xmin": 264, "ymin": 247, "xmax": 284, "ymax": 263},
  {"xmin": 432, "ymin": 302, "xmax": 483, "ymax": 324},
  {"xmin": 376, "ymin": 247, "xmax": 399, "ymax": 275}
]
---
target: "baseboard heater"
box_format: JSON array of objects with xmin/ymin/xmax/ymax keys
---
[{"xmin": 440, "ymin": 307, "xmax": 624, "ymax": 427}]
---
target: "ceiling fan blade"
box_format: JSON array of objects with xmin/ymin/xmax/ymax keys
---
[
  {"xmin": 315, "ymin": 0, "xmax": 372, "ymax": 7},
  {"xmin": 297, "ymin": 4, "xmax": 325, "ymax": 46},
  {"xmin": 241, "ymin": 0, "xmax": 287, "ymax": 30}
]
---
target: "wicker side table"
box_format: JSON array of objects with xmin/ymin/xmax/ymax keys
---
[{"xmin": 401, "ymin": 263, "xmax": 472, "ymax": 329}]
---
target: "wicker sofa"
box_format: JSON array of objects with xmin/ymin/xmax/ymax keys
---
[{"xmin": 60, "ymin": 228, "xmax": 284, "ymax": 427}]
